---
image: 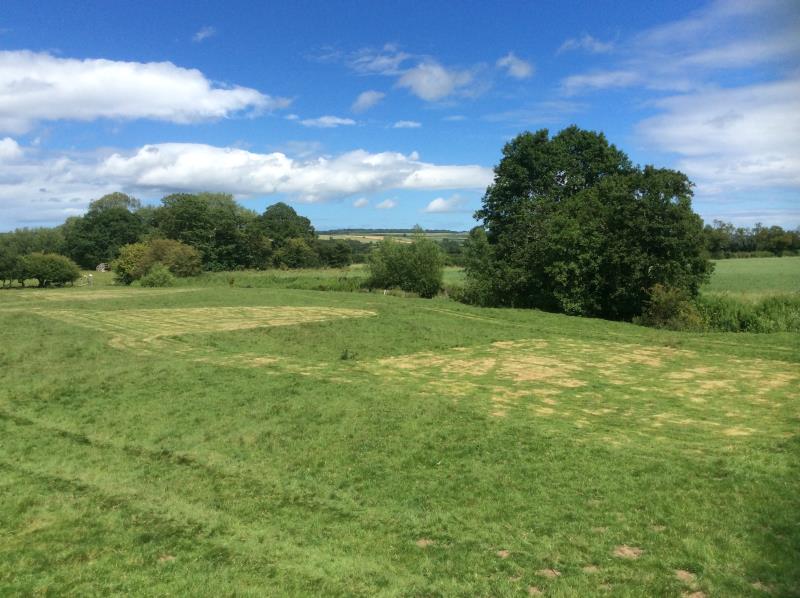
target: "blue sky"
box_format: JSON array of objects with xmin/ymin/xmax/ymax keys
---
[{"xmin": 0, "ymin": 0, "xmax": 797, "ymax": 231}]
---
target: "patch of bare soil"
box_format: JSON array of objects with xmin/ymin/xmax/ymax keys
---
[
  {"xmin": 613, "ymin": 545, "xmax": 643, "ymax": 559},
  {"xmin": 528, "ymin": 586, "xmax": 543, "ymax": 595},
  {"xmin": 496, "ymin": 549, "xmax": 510, "ymax": 558},
  {"xmin": 415, "ymin": 538, "xmax": 434, "ymax": 548},
  {"xmin": 537, "ymin": 568, "xmax": 561, "ymax": 578},
  {"xmin": 582, "ymin": 565, "xmax": 599, "ymax": 574},
  {"xmin": 675, "ymin": 570, "xmax": 696, "ymax": 583},
  {"xmin": 157, "ymin": 554, "xmax": 176, "ymax": 563},
  {"xmin": 751, "ymin": 581, "xmax": 773, "ymax": 593}
]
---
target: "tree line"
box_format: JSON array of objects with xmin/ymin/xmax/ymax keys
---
[
  {"xmin": 703, "ymin": 220, "xmax": 800, "ymax": 258},
  {"xmin": 0, "ymin": 193, "xmax": 355, "ymax": 285},
  {"xmin": 2, "ymin": 126, "xmax": 793, "ymax": 327}
]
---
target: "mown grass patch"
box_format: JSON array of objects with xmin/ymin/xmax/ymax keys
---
[{"xmin": 1, "ymin": 284, "xmax": 798, "ymax": 595}]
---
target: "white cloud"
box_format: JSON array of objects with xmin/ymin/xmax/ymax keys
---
[
  {"xmin": 561, "ymin": 1, "xmax": 799, "ymax": 95},
  {"xmin": 0, "ymin": 142, "xmax": 493, "ymax": 227},
  {"xmin": 393, "ymin": 120, "xmax": 421, "ymax": 129},
  {"xmin": 0, "ymin": 137, "xmax": 22, "ymax": 161},
  {"xmin": 637, "ymin": 78, "xmax": 800, "ymax": 192},
  {"xmin": 483, "ymin": 100, "xmax": 585, "ymax": 125},
  {"xmin": 0, "ymin": 50, "xmax": 287, "ymax": 133},
  {"xmin": 285, "ymin": 113, "xmax": 299, "ymax": 120},
  {"xmin": 423, "ymin": 194, "xmax": 469, "ymax": 213},
  {"xmin": 561, "ymin": 70, "xmax": 640, "ymax": 95},
  {"xmin": 348, "ymin": 44, "xmax": 411, "ymax": 75},
  {"xmin": 299, "ymin": 115, "xmax": 356, "ymax": 128},
  {"xmin": 496, "ymin": 52, "xmax": 534, "ymax": 79},
  {"xmin": 557, "ymin": 34, "xmax": 614, "ymax": 54},
  {"xmin": 443, "ymin": 115, "xmax": 466, "ymax": 122},
  {"xmin": 396, "ymin": 61, "xmax": 474, "ymax": 101},
  {"xmin": 376, "ymin": 199, "xmax": 397, "ymax": 209},
  {"xmin": 193, "ymin": 26, "xmax": 216, "ymax": 42},
  {"xmin": 351, "ymin": 90, "xmax": 385, "ymax": 113},
  {"xmin": 353, "ymin": 197, "xmax": 369, "ymax": 208}
]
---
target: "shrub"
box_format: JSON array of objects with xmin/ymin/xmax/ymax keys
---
[
  {"xmin": 144, "ymin": 239, "xmax": 202, "ymax": 277},
  {"xmin": 112, "ymin": 242, "xmax": 150, "ymax": 284},
  {"xmin": 18, "ymin": 253, "xmax": 81, "ymax": 287},
  {"xmin": 113, "ymin": 239, "xmax": 201, "ymax": 284},
  {"xmin": 273, "ymin": 237, "xmax": 319, "ymax": 269},
  {"xmin": 697, "ymin": 294, "xmax": 800, "ymax": 333},
  {"xmin": 637, "ymin": 284, "xmax": 704, "ymax": 331},
  {"xmin": 139, "ymin": 263, "xmax": 176, "ymax": 287},
  {"xmin": 367, "ymin": 229, "xmax": 444, "ymax": 298}
]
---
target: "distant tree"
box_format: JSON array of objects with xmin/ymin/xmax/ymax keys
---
[
  {"xmin": 155, "ymin": 193, "xmax": 216, "ymax": 260},
  {"xmin": 0, "ymin": 227, "xmax": 65, "ymax": 256},
  {"xmin": 259, "ymin": 202, "xmax": 316, "ymax": 248},
  {"xmin": 469, "ymin": 126, "xmax": 712, "ymax": 319},
  {"xmin": 274, "ymin": 237, "xmax": 319, "ymax": 269},
  {"xmin": 154, "ymin": 192, "xmax": 262, "ymax": 270},
  {"xmin": 0, "ymin": 246, "xmax": 20, "ymax": 287},
  {"xmin": 87, "ymin": 192, "xmax": 142, "ymax": 213},
  {"xmin": 317, "ymin": 239, "xmax": 353, "ymax": 268},
  {"xmin": 20, "ymin": 253, "xmax": 81, "ymax": 287},
  {"xmin": 63, "ymin": 198, "xmax": 145, "ymax": 268},
  {"xmin": 368, "ymin": 228, "xmax": 444, "ymax": 298}
]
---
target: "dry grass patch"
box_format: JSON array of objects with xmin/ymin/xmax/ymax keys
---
[{"xmin": 613, "ymin": 545, "xmax": 643, "ymax": 559}]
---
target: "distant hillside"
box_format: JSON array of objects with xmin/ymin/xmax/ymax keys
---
[{"xmin": 318, "ymin": 228, "xmax": 466, "ymax": 235}]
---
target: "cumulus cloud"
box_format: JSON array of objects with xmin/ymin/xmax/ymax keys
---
[
  {"xmin": 193, "ymin": 26, "xmax": 216, "ymax": 42},
  {"xmin": 351, "ymin": 90, "xmax": 385, "ymax": 113},
  {"xmin": 423, "ymin": 194, "xmax": 469, "ymax": 213},
  {"xmin": 299, "ymin": 115, "xmax": 356, "ymax": 128},
  {"xmin": 443, "ymin": 115, "xmax": 466, "ymax": 122},
  {"xmin": 392, "ymin": 120, "xmax": 421, "ymax": 128},
  {"xmin": 0, "ymin": 50, "xmax": 287, "ymax": 133},
  {"xmin": 557, "ymin": 34, "xmax": 614, "ymax": 54},
  {"xmin": 0, "ymin": 137, "xmax": 22, "ymax": 161},
  {"xmin": 0, "ymin": 141, "xmax": 493, "ymax": 227},
  {"xmin": 376, "ymin": 199, "xmax": 397, "ymax": 209},
  {"xmin": 496, "ymin": 52, "xmax": 534, "ymax": 79},
  {"xmin": 638, "ymin": 78, "xmax": 800, "ymax": 193},
  {"xmin": 396, "ymin": 61, "xmax": 475, "ymax": 101},
  {"xmin": 353, "ymin": 197, "xmax": 369, "ymax": 208}
]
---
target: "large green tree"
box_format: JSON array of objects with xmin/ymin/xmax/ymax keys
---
[
  {"xmin": 467, "ymin": 126, "xmax": 712, "ymax": 320},
  {"xmin": 155, "ymin": 193, "xmax": 264, "ymax": 270},
  {"xmin": 62, "ymin": 194, "xmax": 145, "ymax": 267}
]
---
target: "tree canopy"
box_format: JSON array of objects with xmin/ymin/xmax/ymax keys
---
[{"xmin": 466, "ymin": 126, "xmax": 712, "ymax": 320}]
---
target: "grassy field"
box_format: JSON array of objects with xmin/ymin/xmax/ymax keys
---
[
  {"xmin": 319, "ymin": 232, "xmax": 468, "ymax": 244},
  {"xmin": 705, "ymin": 256, "xmax": 800, "ymax": 298},
  {"xmin": 1, "ymin": 265, "xmax": 798, "ymax": 595}
]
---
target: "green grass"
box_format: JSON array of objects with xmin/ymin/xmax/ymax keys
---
[
  {"xmin": 705, "ymin": 256, "xmax": 800, "ymax": 298},
  {"xmin": 1, "ymin": 266, "xmax": 798, "ymax": 596}
]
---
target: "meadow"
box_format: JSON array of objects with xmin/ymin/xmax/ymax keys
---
[
  {"xmin": 0, "ymin": 260, "xmax": 798, "ymax": 596},
  {"xmin": 704, "ymin": 256, "xmax": 800, "ymax": 297}
]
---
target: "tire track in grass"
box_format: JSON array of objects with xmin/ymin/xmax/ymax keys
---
[{"xmin": 0, "ymin": 413, "xmax": 405, "ymax": 589}]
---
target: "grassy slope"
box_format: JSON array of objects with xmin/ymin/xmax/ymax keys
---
[{"xmin": 0, "ymin": 274, "xmax": 798, "ymax": 596}]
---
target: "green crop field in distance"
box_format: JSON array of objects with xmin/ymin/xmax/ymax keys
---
[
  {"xmin": 1, "ymin": 266, "xmax": 798, "ymax": 595},
  {"xmin": 705, "ymin": 256, "xmax": 800, "ymax": 298}
]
